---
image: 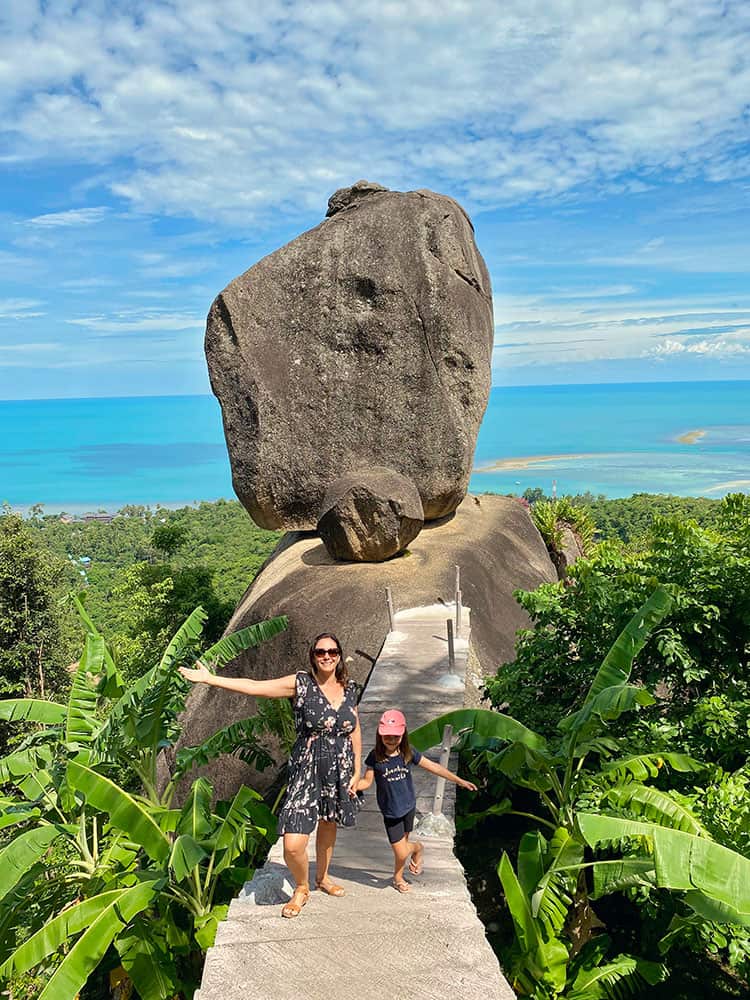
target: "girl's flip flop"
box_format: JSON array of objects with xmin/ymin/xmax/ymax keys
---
[{"xmin": 408, "ymin": 844, "xmax": 424, "ymax": 875}]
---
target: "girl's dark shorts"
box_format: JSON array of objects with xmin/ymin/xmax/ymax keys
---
[{"xmin": 383, "ymin": 808, "xmax": 416, "ymax": 844}]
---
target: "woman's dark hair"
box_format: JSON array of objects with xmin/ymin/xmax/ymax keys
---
[
  {"xmin": 374, "ymin": 729, "xmax": 413, "ymax": 765},
  {"xmin": 308, "ymin": 632, "xmax": 348, "ymax": 686}
]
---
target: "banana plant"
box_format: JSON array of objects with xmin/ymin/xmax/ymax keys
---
[
  {"xmin": 497, "ymin": 829, "xmax": 666, "ymax": 999},
  {"xmin": 411, "ymin": 587, "xmax": 750, "ymax": 996},
  {"xmin": 0, "ymin": 603, "xmax": 288, "ymax": 1000}
]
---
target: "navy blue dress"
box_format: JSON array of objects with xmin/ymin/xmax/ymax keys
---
[{"xmin": 277, "ymin": 672, "xmax": 360, "ymax": 835}]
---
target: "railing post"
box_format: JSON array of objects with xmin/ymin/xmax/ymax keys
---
[
  {"xmin": 385, "ymin": 587, "xmax": 395, "ymax": 633},
  {"xmin": 446, "ymin": 619, "xmax": 455, "ymax": 672},
  {"xmin": 432, "ymin": 724, "xmax": 453, "ymax": 816},
  {"xmin": 456, "ymin": 589, "xmax": 462, "ymax": 636}
]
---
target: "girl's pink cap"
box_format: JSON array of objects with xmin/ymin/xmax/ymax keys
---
[{"xmin": 378, "ymin": 709, "xmax": 406, "ymax": 736}]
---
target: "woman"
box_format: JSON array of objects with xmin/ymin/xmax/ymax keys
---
[{"xmin": 178, "ymin": 632, "xmax": 361, "ymax": 918}]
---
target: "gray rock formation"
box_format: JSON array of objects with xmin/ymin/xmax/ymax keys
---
[
  {"xmin": 316, "ymin": 467, "xmax": 424, "ymax": 561},
  {"xmin": 205, "ymin": 181, "xmax": 493, "ymax": 532},
  {"xmin": 161, "ymin": 495, "xmax": 556, "ymax": 803}
]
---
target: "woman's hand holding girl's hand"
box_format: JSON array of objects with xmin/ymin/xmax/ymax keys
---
[
  {"xmin": 347, "ymin": 775, "xmax": 360, "ymax": 798},
  {"xmin": 178, "ymin": 661, "xmax": 212, "ymax": 685},
  {"xmin": 459, "ymin": 778, "xmax": 478, "ymax": 792}
]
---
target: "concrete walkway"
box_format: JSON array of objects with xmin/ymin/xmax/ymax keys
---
[{"xmin": 196, "ymin": 605, "xmax": 515, "ymax": 1000}]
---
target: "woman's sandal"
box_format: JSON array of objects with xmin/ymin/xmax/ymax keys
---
[
  {"xmin": 281, "ymin": 886, "xmax": 310, "ymax": 918},
  {"xmin": 393, "ymin": 879, "xmax": 411, "ymax": 893},
  {"xmin": 315, "ymin": 878, "xmax": 345, "ymax": 897}
]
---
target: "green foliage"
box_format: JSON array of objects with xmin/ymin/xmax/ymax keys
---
[
  {"xmin": 532, "ymin": 497, "xmax": 596, "ymax": 569},
  {"xmin": 25, "ymin": 499, "xmax": 281, "ymax": 688},
  {"xmin": 0, "ymin": 603, "xmax": 288, "ymax": 999},
  {"xmin": 0, "ymin": 511, "xmax": 73, "ymax": 742},
  {"xmin": 487, "ymin": 494, "xmax": 750, "ymax": 768},
  {"xmin": 415, "ymin": 589, "xmax": 750, "ymax": 997}
]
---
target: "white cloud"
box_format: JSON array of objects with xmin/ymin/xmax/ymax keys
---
[
  {"xmin": 26, "ymin": 207, "xmax": 108, "ymax": 228},
  {"xmin": 491, "ymin": 287, "xmax": 750, "ymax": 370},
  {"xmin": 66, "ymin": 311, "xmax": 204, "ymax": 335},
  {"xmin": 0, "ymin": 298, "xmax": 44, "ymax": 319},
  {"xmin": 0, "ymin": 1, "xmax": 748, "ymax": 224},
  {"xmin": 645, "ymin": 337, "xmax": 750, "ymax": 359}
]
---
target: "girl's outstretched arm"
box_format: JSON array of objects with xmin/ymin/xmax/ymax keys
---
[
  {"xmin": 355, "ymin": 768, "xmax": 375, "ymax": 793},
  {"xmin": 418, "ymin": 756, "xmax": 477, "ymax": 791},
  {"xmin": 178, "ymin": 662, "xmax": 297, "ymax": 699}
]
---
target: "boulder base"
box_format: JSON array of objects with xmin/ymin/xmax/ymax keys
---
[{"xmin": 161, "ymin": 496, "xmax": 556, "ymax": 803}]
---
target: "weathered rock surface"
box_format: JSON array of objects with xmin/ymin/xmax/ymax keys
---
[
  {"xmin": 205, "ymin": 181, "xmax": 493, "ymax": 531},
  {"xmin": 316, "ymin": 467, "xmax": 424, "ymax": 561},
  {"xmin": 161, "ymin": 495, "xmax": 556, "ymax": 803},
  {"xmin": 552, "ymin": 525, "xmax": 585, "ymax": 578}
]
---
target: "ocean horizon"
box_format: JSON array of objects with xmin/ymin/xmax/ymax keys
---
[{"xmin": 2, "ymin": 380, "xmax": 749, "ymax": 514}]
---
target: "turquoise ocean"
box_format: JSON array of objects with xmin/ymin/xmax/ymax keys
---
[{"xmin": 2, "ymin": 381, "xmax": 749, "ymax": 513}]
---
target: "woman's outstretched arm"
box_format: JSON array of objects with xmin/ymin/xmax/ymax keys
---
[{"xmin": 178, "ymin": 662, "xmax": 297, "ymax": 699}]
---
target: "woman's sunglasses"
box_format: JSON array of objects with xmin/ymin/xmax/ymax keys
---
[{"xmin": 313, "ymin": 648, "xmax": 341, "ymax": 658}]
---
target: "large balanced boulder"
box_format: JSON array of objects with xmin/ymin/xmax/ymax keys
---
[
  {"xmin": 316, "ymin": 467, "xmax": 424, "ymax": 561},
  {"xmin": 205, "ymin": 180, "xmax": 494, "ymax": 531},
  {"xmin": 161, "ymin": 495, "xmax": 556, "ymax": 803}
]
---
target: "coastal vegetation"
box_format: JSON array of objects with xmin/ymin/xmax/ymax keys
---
[
  {"xmin": 0, "ymin": 602, "xmax": 288, "ymax": 1000},
  {"xmin": 449, "ymin": 492, "xmax": 750, "ymax": 998},
  {"xmin": 1, "ymin": 491, "xmax": 748, "ymax": 997}
]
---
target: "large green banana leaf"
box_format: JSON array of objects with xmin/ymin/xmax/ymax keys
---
[
  {"xmin": 497, "ymin": 852, "xmax": 568, "ymax": 993},
  {"xmin": 95, "ymin": 607, "xmax": 208, "ymax": 755},
  {"xmin": 0, "ymin": 826, "xmax": 62, "ymax": 905},
  {"xmin": 70, "ymin": 593, "xmax": 122, "ymax": 696},
  {"xmin": 517, "ymin": 830, "xmax": 546, "ymax": 898},
  {"xmin": 116, "ymin": 916, "xmax": 178, "ymax": 1000},
  {"xmin": 409, "ymin": 708, "xmax": 546, "ymax": 753},
  {"xmin": 559, "ymin": 684, "xmax": 655, "ymax": 736},
  {"xmin": 200, "ymin": 615, "xmax": 289, "ymax": 668},
  {"xmin": 169, "ymin": 834, "xmax": 208, "ymax": 882},
  {"xmin": 65, "ymin": 633, "xmax": 102, "ymax": 748},
  {"xmin": 0, "ymin": 890, "xmax": 128, "ymax": 977},
  {"xmin": 0, "ymin": 700, "xmax": 66, "ymax": 725},
  {"xmin": 37, "ymin": 881, "xmax": 159, "ymax": 1000},
  {"xmin": 600, "ymin": 784, "xmax": 709, "ymax": 836},
  {"xmin": 67, "ymin": 761, "xmax": 170, "ymax": 863},
  {"xmin": 177, "ymin": 776, "xmax": 213, "ymax": 839},
  {"xmin": 578, "ymin": 813, "xmax": 750, "ymax": 926},
  {"xmin": 584, "ymin": 587, "xmax": 672, "ymax": 704},
  {"xmin": 531, "ymin": 828, "xmax": 583, "ymax": 936},
  {"xmin": 0, "ymin": 746, "xmax": 52, "ymax": 783},
  {"xmin": 599, "ymin": 753, "xmax": 703, "ymax": 782},
  {"xmin": 566, "ymin": 950, "xmax": 666, "ymax": 1000},
  {"xmin": 213, "ymin": 785, "xmax": 276, "ymax": 874}
]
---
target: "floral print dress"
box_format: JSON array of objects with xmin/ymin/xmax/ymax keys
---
[{"xmin": 277, "ymin": 671, "xmax": 360, "ymax": 835}]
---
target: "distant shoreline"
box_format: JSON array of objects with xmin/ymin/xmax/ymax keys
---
[
  {"xmin": 676, "ymin": 429, "xmax": 706, "ymax": 444},
  {"xmin": 475, "ymin": 452, "xmax": 608, "ymax": 472}
]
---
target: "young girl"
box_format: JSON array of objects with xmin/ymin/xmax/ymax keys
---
[{"xmin": 356, "ymin": 709, "xmax": 477, "ymax": 892}]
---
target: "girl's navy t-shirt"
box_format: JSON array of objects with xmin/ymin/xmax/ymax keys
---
[{"xmin": 364, "ymin": 748, "xmax": 423, "ymax": 818}]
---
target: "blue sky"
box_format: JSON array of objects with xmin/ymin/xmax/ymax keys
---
[{"xmin": 2, "ymin": 0, "xmax": 750, "ymax": 400}]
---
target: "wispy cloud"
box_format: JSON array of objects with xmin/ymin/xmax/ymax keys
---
[
  {"xmin": 0, "ymin": 298, "xmax": 44, "ymax": 319},
  {"xmin": 26, "ymin": 207, "xmax": 108, "ymax": 228},
  {"xmin": 66, "ymin": 311, "xmax": 204, "ymax": 336},
  {"xmin": 645, "ymin": 338, "xmax": 750, "ymax": 359},
  {"xmin": 1, "ymin": 2, "xmax": 748, "ymax": 224}
]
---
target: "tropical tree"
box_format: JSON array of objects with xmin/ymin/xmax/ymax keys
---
[
  {"xmin": 410, "ymin": 588, "xmax": 750, "ymax": 998},
  {"xmin": 0, "ymin": 602, "xmax": 288, "ymax": 1000}
]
